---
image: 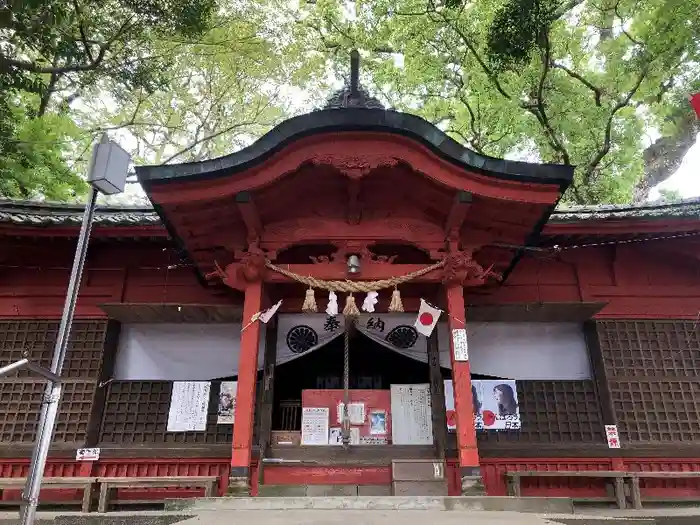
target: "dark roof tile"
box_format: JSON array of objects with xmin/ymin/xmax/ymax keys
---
[{"xmin": 1, "ymin": 198, "xmax": 699, "ymax": 230}]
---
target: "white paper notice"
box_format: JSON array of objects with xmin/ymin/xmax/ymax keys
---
[
  {"xmin": 605, "ymin": 425, "xmax": 621, "ymax": 449},
  {"xmin": 337, "ymin": 402, "xmax": 365, "ymax": 424},
  {"xmin": 327, "ymin": 426, "xmax": 360, "ymax": 445},
  {"xmin": 301, "ymin": 407, "xmax": 330, "ymax": 445},
  {"xmin": 167, "ymin": 381, "xmax": 210, "ymax": 432},
  {"xmin": 452, "ymin": 329, "xmax": 468, "ymax": 361},
  {"xmin": 390, "ymin": 384, "xmax": 433, "ymax": 445},
  {"xmin": 76, "ymin": 448, "xmax": 100, "ymax": 461}
]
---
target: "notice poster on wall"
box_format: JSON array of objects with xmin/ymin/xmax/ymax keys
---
[
  {"xmin": 76, "ymin": 448, "xmax": 100, "ymax": 461},
  {"xmin": 217, "ymin": 381, "xmax": 237, "ymax": 425},
  {"xmin": 167, "ymin": 381, "xmax": 210, "ymax": 432},
  {"xmin": 605, "ymin": 425, "xmax": 621, "ymax": 449},
  {"xmin": 301, "ymin": 407, "xmax": 330, "ymax": 445},
  {"xmin": 444, "ymin": 379, "xmax": 521, "ymax": 432},
  {"xmin": 452, "ymin": 329, "xmax": 469, "ymax": 361},
  {"xmin": 328, "ymin": 427, "xmax": 360, "ymax": 445},
  {"xmin": 444, "ymin": 379, "xmax": 457, "ymax": 431},
  {"xmin": 474, "ymin": 379, "xmax": 521, "ymax": 431},
  {"xmin": 370, "ymin": 410, "xmax": 387, "ymax": 435},
  {"xmin": 390, "ymin": 384, "xmax": 433, "ymax": 445},
  {"xmin": 336, "ymin": 402, "xmax": 365, "ymax": 425}
]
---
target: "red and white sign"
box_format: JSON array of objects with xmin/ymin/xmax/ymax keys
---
[
  {"xmin": 76, "ymin": 448, "xmax": 100, "ymax": 461},
  {"xmin": 690, "ymin": 93, "xmax": 700, "ymax": 118},
  {"xmin": 605, "ymin": 425, "xmax": 621, "ymax": 449},
  {"xmin": 414, "ymin": 299, "xmax": 442, "ymax": 336}
]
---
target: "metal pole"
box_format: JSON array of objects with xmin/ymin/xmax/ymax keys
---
[
  {"xmin": 0, "ymin": 359, "xmax": 30, "ymax": 377},
  {"xmin": 19, "ymin": 184, "xmax": 98, "ymax": 525},
  {"xmin": 0, "ymin": 359, "xmax": 62, "ymax": 383}
]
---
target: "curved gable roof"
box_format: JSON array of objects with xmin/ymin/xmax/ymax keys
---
[{"xmin": 135, "ymin": 108, "xmax": 574, "ymax": 188}]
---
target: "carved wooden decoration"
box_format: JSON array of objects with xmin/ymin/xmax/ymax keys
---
[
  {"xmin": 442, "ymin": 246, "xmax": 502, "ymax": 287},
  {"xmin": 310, "ymin": 154, "xmax": 399, "ymax": 179}
]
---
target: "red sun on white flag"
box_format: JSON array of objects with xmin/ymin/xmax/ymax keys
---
[{"xmin": 414, "ymin": 299, "xmax": 442, "ymax": 336}]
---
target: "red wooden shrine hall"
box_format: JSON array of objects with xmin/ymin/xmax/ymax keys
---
[
  {"xmin": 135, "ymin": 71, "xmax": 574, "ymax": 493},
  {"xmin": 1, "ymin": 55, "xmax": 700, "ymax": 505}
]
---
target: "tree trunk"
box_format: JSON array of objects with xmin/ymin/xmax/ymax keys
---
[{"xmin": 634, "ymin": 114, "xmax": 699, "ymax": 202}]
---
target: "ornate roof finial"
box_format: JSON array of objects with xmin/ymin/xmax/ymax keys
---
[
  {"xmin": 321, "ymin": 49, "xmax": 385, "ymax": 110},
  {"xmin": 350, "ymin": 49, "xmax": 360, "ymax": 96}
]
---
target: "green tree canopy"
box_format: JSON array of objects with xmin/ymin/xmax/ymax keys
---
[
  {"xmin": 1, "ymin": 0, "xmax": 698, "ymax": 204},
  {"xmin": 295, "ymin": 0, "xmax": 700, "ymax": 204},
  {"xmin": 0, "ymin": 0, "xmax": 217, "ymax": 199}
]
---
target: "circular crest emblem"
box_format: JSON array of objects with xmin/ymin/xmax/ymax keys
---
[
  {"xmin": 286, "ymin": 325, "xmax": 319, "ymax": 354},
  {"xmin": 386, "ymin": 325, "xmax": 418, "ymax": 349}
]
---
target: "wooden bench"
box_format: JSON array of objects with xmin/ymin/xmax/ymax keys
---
[
  {"xmin": 628, "ymin": 471, "xmax": 700, "ymax": 509},
  {"xmin": 96, "ymin": 476, "xmax": 219, "ymax": 513},
  {"xmin": 0, "ymin": 477, "xmax": 97, "ymax": 513},
  {"xmin": 505, "ymin": 471, "xmax": 628, "ymax": 509}
]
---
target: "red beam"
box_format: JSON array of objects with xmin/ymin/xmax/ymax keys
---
[
  {"xmin": 0, "ymin": 225, "xmax": 167, "ymax": 238},
  {"xmin": 234, "ymin": 192, "xmax": 263, "ymax": 240},
  {"xmin": 347, "ymin": 178, "xmax": 361, "ymax": 224},
  {"xmin": 444, "ymin": 191, "xmax": 472, "ymax": 236}
]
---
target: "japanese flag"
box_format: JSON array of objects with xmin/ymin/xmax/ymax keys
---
[{"xmin": 414, "ymin": 299, "xmax": 442, "ymax": 337}]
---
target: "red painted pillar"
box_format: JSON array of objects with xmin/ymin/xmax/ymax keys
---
[
  {"xmin": 445, "ymin": 283, "xmax": 483, "ymax": 494},
  {"xmin": 229, "ymin": 280, "xmax": 263, "ymax": 495}
]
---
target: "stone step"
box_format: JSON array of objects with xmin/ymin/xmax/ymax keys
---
[
  {"xmin": 164, "ymin": 495, "xmax": 574, "ymax": 514},
  {"xmin": 0, "ymin": 514, "xmax": 665, "ymax": 525},
  {"xmin": 0, "ymin": 516, "xmax": 193, "ymax": 525},
  {"xmin": 257, "ymin": 484, "xmax": 391, "ymax": 497}
]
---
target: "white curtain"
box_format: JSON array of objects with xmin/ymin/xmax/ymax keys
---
[
  {"xmin": 114, "ymin": 316, "xmax": 591, "ymax": 381},
  {"xmin": 113, "ymin": 323, "xmax": 266, "ymax": 381},
  {"xmin": 466, "ymin": 322, "xmax": 591, "ymax": 380}
]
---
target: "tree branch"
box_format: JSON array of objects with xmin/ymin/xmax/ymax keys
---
[
  {"xmin": 433, "ymin": 9, "xmax": 513, "ymax": 100},
  {"xmin": 1, "ymin": 15, "xmax": 134, "ymax": 75},
  {"xmin": 525, "ymin": 32, "xmax": 571, "ymax": 165},
  {"xmin": 582, "ymin": 66, "xmax": 649, "ymax": 184},
  {"xmin": 162, "ymin": 119, "xmax": 265, "ymax": 165},
  {"xmin": 551, "ymin": 62, "xmax": 603, "ymax": 106}
]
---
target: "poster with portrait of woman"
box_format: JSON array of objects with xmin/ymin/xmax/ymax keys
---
[
  {"xmin": 475, "ymin": 380, "xmax": 520, "ymax": 431},
  {"xmin": 217, "ymin": 381, "xmax": 237, "ymax": 425}
]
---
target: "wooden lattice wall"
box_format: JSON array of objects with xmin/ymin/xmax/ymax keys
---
[
  {"xmin": 597, "ymin": 320, "xmax": 700, "ymax": 443},
  {"xmin": 4, "ymin": 318, "xmax": 698, "ymax": 451},
  {"xmin": 99, "ymin": 381, "xmax": 233, "ymax": 444},
  {"xmin": 98, "ymin": 379, "xmax": 262, "ymax": 445},
  {"xmin": 477, "ymin": 380, "xmax": 604, "ymax": 444},
  {"xmin": 0, "ymin": 320, "xmax": 106, "ymax": 445}
]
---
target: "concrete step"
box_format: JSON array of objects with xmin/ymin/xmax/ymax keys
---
[
  {"xmin": 257, "ymin": 484, "xmax": 391, "ymax": 497},
  {"xmin": 164, "ymin": 495, "xmax": 574, "ymax": 514},
  {"xmin": 0, "ymin": 517, "xmax": 193, "ymax": 525}
]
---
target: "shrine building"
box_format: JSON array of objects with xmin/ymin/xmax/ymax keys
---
[{"xmin": 1, "ymin": 55, "xmax": 700, "ymax": 508}]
